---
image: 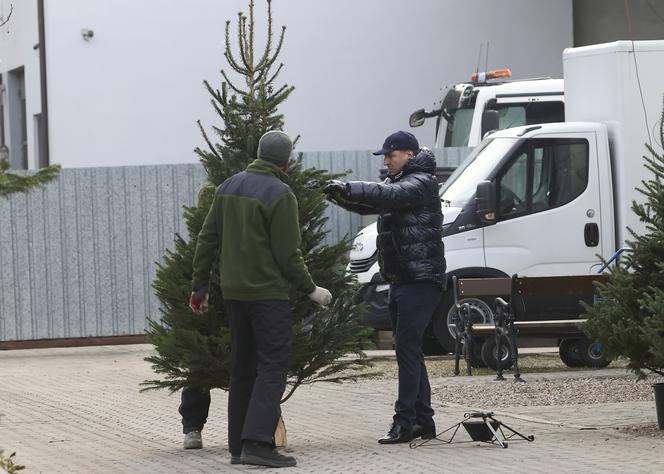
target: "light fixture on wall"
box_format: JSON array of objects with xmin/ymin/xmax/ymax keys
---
[{"xmin": 81, "ymin": 28, "xmax": 94, "ymax": 41}]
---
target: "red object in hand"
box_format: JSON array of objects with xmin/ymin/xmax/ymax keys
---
[{"xmin": 189, "ymin": 290, "xmax": 209, "ymax": 315}]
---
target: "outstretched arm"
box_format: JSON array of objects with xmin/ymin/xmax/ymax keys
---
[
  {"xmin": 327, "ymin": 195, "xmax": 380, "ymax": 215},
  {"xmin": 346, "ymin": 176, "xmax": 429, "ymax": 211}
]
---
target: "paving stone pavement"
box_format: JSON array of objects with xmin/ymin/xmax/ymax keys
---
[{"xmin": 1, "ymin": 345, "xmax": 664, "ymax": 473}]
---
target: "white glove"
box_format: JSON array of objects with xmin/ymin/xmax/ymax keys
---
[{"xmin": 308, "ymin": 286, "xmax": 332, "ymax": 306}]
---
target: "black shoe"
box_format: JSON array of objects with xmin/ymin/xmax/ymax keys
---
[
  {"xmin": 378, "ymin": 423, "xmax": 413, "ymax": 444},
  {"xmin": 240, "ymin": 441, "xmax": 297, "ymax": 468},
  {"xmin": 413, "ymin": 421, "xmax": 436, "ymax": 439}
]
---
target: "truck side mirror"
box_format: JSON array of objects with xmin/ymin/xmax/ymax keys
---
[
  {"xmin": 481, "ymin": 110, "xmax": 500, "ymax": 138},
  {"xmin": 476, "ymin": 180, "xmax": 497, "ymax": 224},
  {"xmin": 409, "ymin": 109, "xmax": 426, "ymax": 127}
]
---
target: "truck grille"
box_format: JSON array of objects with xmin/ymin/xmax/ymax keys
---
[{"xmin": 349, "ymin": 251, "xmax": 378, "ymax": 273}]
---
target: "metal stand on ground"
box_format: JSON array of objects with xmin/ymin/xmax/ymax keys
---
[{"xmin": 409, "ymin": 411, "xmax": 535, "ymax": 449}]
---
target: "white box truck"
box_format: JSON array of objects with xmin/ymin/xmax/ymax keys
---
[{"xmin": 350, "ymin": 40, "xmax": 664, "ymax": 354}]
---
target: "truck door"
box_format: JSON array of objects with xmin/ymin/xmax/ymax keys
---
[{"xmin": 483, "ymin": 133, "xmax": 602, "ymax": 277}]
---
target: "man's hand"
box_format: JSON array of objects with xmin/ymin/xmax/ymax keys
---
[
  {"xmin": 323, "ymin": 180, "xmax": 349, "ymax": 201},
  {"xmin": 189, "ymin": 289, "xmax": 209, "ymax": 315},
  {"xmin": 308, "ymin": 286, "xmax": 333, "ymax": 306}
]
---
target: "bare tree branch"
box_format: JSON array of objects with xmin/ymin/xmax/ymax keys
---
[{"xmin": 0, "ymin": 3, "xmax": 13, "ymax": 29}]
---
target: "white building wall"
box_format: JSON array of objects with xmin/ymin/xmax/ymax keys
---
[
  {"xmin": 0, "ymin": 0, "xmax": 41, "ymax": 169},
  {"xmin": 6, "ymin": 0, "xmax": 573, "ymax": 168}
]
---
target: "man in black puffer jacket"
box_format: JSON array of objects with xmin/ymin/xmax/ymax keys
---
[{"xmin": 324, "ymin": 131, "xmax": 446, "ymax": 445}]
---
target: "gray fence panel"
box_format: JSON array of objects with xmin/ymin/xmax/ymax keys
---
[{"xmin": 0, "ymin": 147, "xmax": 470, "ymax": 341}]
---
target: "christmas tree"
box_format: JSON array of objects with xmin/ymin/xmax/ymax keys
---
[
  {"xmin": 142, "ymin": 0, "xmax": 374, "ymax": 399},
  {"xmin": 582, "ymin": 102, "xmax": 664, "ymax": 377},
  {"xmin": 0, "ymin": 152, "xmax": 60, "ymax": 198}
]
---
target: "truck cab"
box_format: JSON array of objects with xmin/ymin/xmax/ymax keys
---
[{"xmin": 410, "ymin": 71, "xmax": 564, "ymax": 148}]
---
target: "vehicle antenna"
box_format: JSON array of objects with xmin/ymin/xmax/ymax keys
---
[{"xmin": 475, "ymin": 43, "xmax": 483, "ymax": 82}]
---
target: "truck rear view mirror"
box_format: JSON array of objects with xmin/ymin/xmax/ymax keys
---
[
  {"xmin": 476, "ymin": 180, "xmax": 497, "ymax": 224},
  {"xmin": 481, "ymin": 110, "xmax": 500, "ymax": 138},
  {"xmin": 409, "ymin": 109, "xmax": 426, "ymax": 127}
]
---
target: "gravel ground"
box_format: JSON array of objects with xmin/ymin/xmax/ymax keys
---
[
  {"xmin": 358, "ymin": 353, "xmax": 626, "ymax": 380},
  {"xmin": 346, "ymin": 354, "xmax": 664, "ymax": 408},
  {"xmin": 617, "ymin": 423, "xmax": 664, "ymax": 438},
  {"xmin": 432, "ymin": 374, "xmax": 663, "ymax": 407}
]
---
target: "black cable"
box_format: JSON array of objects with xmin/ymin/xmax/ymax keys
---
[{"xmin": 647, "ymin": 0, "xmax": 664, "ymax": 26}]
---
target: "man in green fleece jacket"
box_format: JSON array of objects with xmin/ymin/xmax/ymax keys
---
[{"xmin": 186, "ymin": 130, "xmax": 332, "ymax": 468}]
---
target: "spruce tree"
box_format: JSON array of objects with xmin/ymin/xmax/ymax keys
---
[
  {"xmin": 583, "ymin": 102, "xmax": 664, "ymax": 377},
  {"xmin": 143, "ymin": 0, "xmax": 374, "ymax": 399},
  {"xmin": 0, "ymin": 153, "xmax": 60, "ymax": 198}
]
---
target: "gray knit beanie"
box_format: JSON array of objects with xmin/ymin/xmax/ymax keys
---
[{"xmin": 258, "ymin": 130, "xmax": 293, "ymax": 167}]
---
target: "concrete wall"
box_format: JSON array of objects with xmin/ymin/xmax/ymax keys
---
[
  {"xmin": 2, "ymin": 0, "xmax": 572, "ymax": 169},
  {"xmin": 573, "ymin": 0, "xmax": 664, "ymax": 46}
]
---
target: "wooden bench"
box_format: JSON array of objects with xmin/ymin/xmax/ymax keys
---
[
  {"xmin": 452, "ymin": 274, "xmax": 607, "ymax": 380},
  {"xmin": 472, "ymin": 320, "xmax": 587, "ymax": 337}
]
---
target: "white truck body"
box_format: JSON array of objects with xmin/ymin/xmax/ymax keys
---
[
  {"xmin": 349, "ymin": 41, "xmax": 664, "ymax": 352},
  {"xmin": 563, "ymin": 40, "xmax": 664, "ymax": 248}
]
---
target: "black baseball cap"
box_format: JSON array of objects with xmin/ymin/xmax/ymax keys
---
[{"xmin": 372, "ymin": 131, "xmax": 419, "ymax": 155}]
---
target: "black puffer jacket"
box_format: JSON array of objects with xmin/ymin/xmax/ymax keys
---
[{"xmin": 342, "ymin": 149, "xmax": 446, "ymax": 287}]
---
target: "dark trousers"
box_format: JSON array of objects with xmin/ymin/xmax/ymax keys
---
[
  {"xmin": 227, "ymin": 299, "xmax": 293, "ymax": 455},
  {"xmin": 179, "ymin": 386, "xmax": 211, "ymax": 434},
  {"xmin": 179, "ymin": 300, "xmax": 292, "ymax": 454},
  {"xmin": 389, "ymin": 282, "xmax": 441, "ymax": 430}
]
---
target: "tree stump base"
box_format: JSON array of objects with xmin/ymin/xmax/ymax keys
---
[{"xmin": 275, "ymin": 416, "xmax": 287, "ymax": 448}]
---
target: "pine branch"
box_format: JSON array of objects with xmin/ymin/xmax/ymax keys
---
[
  {"xmin": 248, "ymin": 0, "xmax": 256, "ymax": 73},
  {"xmin": 263, "ymin": 62, "xmax": 284, "ymax": 86},
  {"xmin": 238, "ymin": 13, "xmax": 251, "ymax": 73},
  {"xmin": 0, "ymin": 161, "xmax": 61, "ymax": 198},
  {"xmin": 255, "ymin": 0, "xmax": 274, "ymax": 71},
  {"xmin": 224, "ymin": 20, "xmax": 247, "ymax": 75},
  {"xmin": 195, "ymin": 120, "xmax": 223, "ymax": 162},
  {"xmin": 219, "ymin": 70, "xmax": 247, "ymax": 96},
  {"xmin": 262, "ymin": 26, "xmax": 286, "ymax": 72}
]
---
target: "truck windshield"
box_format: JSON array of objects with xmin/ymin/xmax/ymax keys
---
[
  {"xmin": 440, "ymin": 107, "xmax": 474, "ymax": 147},
  {"xmin": 440, "ymin": 137, "xmax": 518, "ymax": 208}
]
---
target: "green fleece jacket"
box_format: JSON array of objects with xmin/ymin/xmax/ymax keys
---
[{"xmin": 191, "ymin": 159, "xmax": 316, "ymax": 301}]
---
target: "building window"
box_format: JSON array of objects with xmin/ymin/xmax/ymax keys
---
[{"xmin": 7, "ymin": 66, "xmax": 28, "ymax": 170}]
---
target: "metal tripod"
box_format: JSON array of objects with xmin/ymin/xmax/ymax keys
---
[{"xmin": 409, "ymin": 411, "xmax": 535, "ymax": 449}]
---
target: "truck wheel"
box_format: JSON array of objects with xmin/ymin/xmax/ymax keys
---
[
  {"xmin": 459, "ymin": 337, "xmax": 487, "ymax": 368},
  {"xmin": 559, "ymin": 338, "xmax": 584, "ymax": 367},
  {"xmin": 471, "ymin": 338, "xmax": 488, "ymax": 368},
  {"xmin": 481, "ymin": 336, "xmax": 514, "ymax": 371},
  {"xmin": 579, "ymin": 340, "xmax": 611, "ymax": 368},
  {"xmin": 432, "ymin": 290, "xmax": 494, "ymax": 354}
]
